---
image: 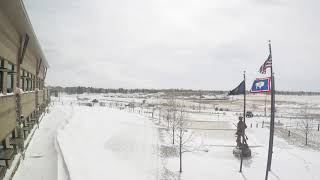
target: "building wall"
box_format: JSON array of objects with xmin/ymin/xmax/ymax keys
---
[
  {"xmin": 0, "ymin": 8, "xmax": 46, "ymax": 82},
  {"xmin": 0, "ymin": 10, "xmax": 19, "ymax": 141},
  {"xmin": 21, "ymin": 92, "xmax": 35, "ymax": 117},
  {"xmin": 0, "ymin": 10, "xmax": 19, "ymax": 66},
  {"xmin": 0, "ymin": 95, "xmax": 16, "ymax": 141},
  {"xmin": 38, "ymin": 90, "xmax": 44, "ymax": 105},
  {"xmin": 0, "ymin": 2, "xmax": 48, "ymax": 143}
]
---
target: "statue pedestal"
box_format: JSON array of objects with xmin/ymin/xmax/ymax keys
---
[{"xmin": 233, "ymin": 144, "xmax": 251, "ymax": 157}]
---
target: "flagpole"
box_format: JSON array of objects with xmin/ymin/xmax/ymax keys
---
[
  {"xmin": 244, "ymin": 71, "xmax": 246, "ymax": 125},
  {"xmin": 265, "ymin": 40, "xmax": 275, "ymax": 180},
  {"xmin": 240, "ymin": 71, "xmax": 246, "ymax": 172}
]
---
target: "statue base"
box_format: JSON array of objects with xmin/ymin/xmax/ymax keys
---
[{"xmin": 233, "ymin": 144, "xmax": 251, "ymax": 157}]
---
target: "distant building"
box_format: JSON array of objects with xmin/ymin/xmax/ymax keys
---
[{"xmin": 0, "ymin": 0, "xmax": 50, "ymax": 178}]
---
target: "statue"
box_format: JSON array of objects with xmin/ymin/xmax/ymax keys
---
[
  {"xmin": 236, "ymin": 116, "xmax": 247, "ymax": 146},
  {"xmin": 233, "ymin": 116, "xmax": 251, "ymax": 157}
]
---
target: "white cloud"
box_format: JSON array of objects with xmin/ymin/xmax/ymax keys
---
[{"xmin": 25, "ymin": 0, "xmax": 320, "ymax": 91}]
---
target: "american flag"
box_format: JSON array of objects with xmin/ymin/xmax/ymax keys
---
[{"xmin": 259, "ymin": 54, "xmax": 272, "ymax": 74}]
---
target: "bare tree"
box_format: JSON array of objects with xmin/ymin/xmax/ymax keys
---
[
  {"xmin": 300, "ymin": 106, "xmax": 314, "ymax": 145},
  {"xmin": 157, "ymin": 106, "xmax": 162, "ymax": 124},
  {"xmin": 163, "ymin": 108, "xmax": 171, "ymax": 129},
  {"xmin": 130, "ymin": 99, "xmax": 135, "ymax": 112},
  {"xmin": 175, "ymin": 104, "xmax": 202, "ymax": 173},
  {"xmin": 151, "ymin": 107, "xmax": 155, "ymax": 118},
  {"xmin": 167, "ymin": 91, "xmax": 178, "ymax": 145},
  {"xmin": 164, "ymin": 93, "xmax": 204, "ymax": 173}
]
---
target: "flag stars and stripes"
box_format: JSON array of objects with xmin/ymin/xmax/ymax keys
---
[{"xmin": 259, "ymin": 54, "xmax": 272, "ymax": 74}]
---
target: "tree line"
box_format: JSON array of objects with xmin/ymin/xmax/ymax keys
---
[
  {"xmin": 48, "ymin": 86, "xmax": 320, "ymax": 96},
  {"xmin": 48, "ymin": 86, "xmax": 225, "ymax": 95}
]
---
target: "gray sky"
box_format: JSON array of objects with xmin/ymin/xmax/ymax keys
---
[{"xmin": 25, "ymin": 0, "xmax": 320, "ymax": 91}]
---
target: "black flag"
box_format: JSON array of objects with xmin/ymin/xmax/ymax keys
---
[{"xmin": 228, "ymin": 80, "xmax": 245, "ymax": 95}]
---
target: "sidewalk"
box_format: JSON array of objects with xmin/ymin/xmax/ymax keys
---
[{"xmin": 12, "ymin": 105, "xmax": 72, "ymax": 180}]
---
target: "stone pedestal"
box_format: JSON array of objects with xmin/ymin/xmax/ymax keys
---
[{"xmin": 233, "ymin": 144, "xmax": 251, "ymax": 157}]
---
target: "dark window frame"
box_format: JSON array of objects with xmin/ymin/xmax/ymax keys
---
[
  {"xmin": 26, "ymin": 71, "xmax": 30, "ymax": 91},
  {"xmin": 30, "ymin": 74, "xmax": 33, "ymax": 90},
  {"xmin": 7, "ymin": 63, "xmax": 14, "ymax": 93},
  {"xmin": 0, "ymin": 58, "xmax": 4, "ymax": 93}
]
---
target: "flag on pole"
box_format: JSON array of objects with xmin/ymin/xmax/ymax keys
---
[
  {"xmin": 250, "ymin": 77, "xmax": 271, "ymax": 93},
  {"xmin": 259, "ymin": 54, "xmax": 272, "ymax": 74},
  {"xmin": 228, "ymin": 80, "xmax": 245, "ymax": 95}
]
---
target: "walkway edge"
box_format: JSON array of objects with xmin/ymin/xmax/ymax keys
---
[{"xmin": 54, "ymin": 137, "xmax": 71, "ymax": 180}]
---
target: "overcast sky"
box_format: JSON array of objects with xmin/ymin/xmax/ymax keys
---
[{"xmin": 24, "ymin": 0, "xmax": 320, "ymax": 91}]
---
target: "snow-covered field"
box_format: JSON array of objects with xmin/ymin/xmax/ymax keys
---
[
  {"xmin": 11, "ymin": 93, "xmax": 320, "ymax": 180},
  {"xmin": 57, "ymin": 106, "xmax": 160, "ymax": 180}
]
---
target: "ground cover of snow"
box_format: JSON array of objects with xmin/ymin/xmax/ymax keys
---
[
  {"xmin": 57, "ymin": 105, "xmax": 160, "ymax": 180},
  {"xmin": 10, "ymin": 93, "xmax": 320, "ymax": 180},
  {"xmin": 58, "ymin": 93, "xmax": 320, "ymax": 180},
  {"xmin": 12, "ymin": 103, "xmax": 73, "ymax": 180}
]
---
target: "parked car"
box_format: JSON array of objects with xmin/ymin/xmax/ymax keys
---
[
  {"xmin": 246, "ymin": 111, "xmax": 253, "ymax": 118},
  {"xmin": 92, "ymin": 99, "xmax": 99, "ymax": 103}
]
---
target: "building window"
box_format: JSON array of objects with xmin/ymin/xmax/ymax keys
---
[
  {"xmin": 32, "ymin": 75, "xmax": 37, "ymax": 90},
  {"xmin": 0, "ymin": 58, "xmax": 3, "ymax": 93},
  {"xmin": 27, "ymin": 72, "xmax": 32, "ymax": 91},
  {"xmin": 21, "ymin": 70, "xmax": 27, "ymax": 91},
  {"xmin": 7, "ymin": 63, "xmax": 14, "ymax": 93},
  {"xmin": 39, "ymin": 79, "xmax": 42, "ymax": 90},
  {"xmin": 24, "ymin": 71, "xmax": 27, "ymax": 91},
  {"xmin": 39, "ymin": 79, "xmax": 44, "ymax": 90},
  {"xmin": 25, "ymin": 72, "xmax": 29, "ymax": 91},
  {"xmin": 30, "ymin": 74, "xmax": 33, "ymax": 90},
  {"xmin": 20, "ymin": 70, "xmax": 24, "ymax": 90}
]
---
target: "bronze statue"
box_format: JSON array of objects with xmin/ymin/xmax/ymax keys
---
[
  {"xmin": 233, "ymin": 116, "xmax": 251, "ymax": 157},
  {"xmin": 236, "ymin": 116, "xmax": 247, "ymax": 146}
]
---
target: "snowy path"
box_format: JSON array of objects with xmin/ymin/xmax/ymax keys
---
[
  {"xmin": 13, "ymin": 104, "xmax": 73, "ymax": 180},
  {"xmin": 57, "ymin": 106, "xmax": 160, "ymax": 180}
]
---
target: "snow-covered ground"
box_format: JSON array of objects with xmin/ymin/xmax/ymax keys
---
[
  {"xmin": 11, "ymin": 93, "xmax": 320, "ymax": 180},
  {"xmin": 162, "ymin": 127, "xmax": 320, "ymax": 180},
  {"xmin": 57, "ymin": 106, "xmax": 160, "ymax": 180},
  {"xmin": 12, "ymin": 104, "xmax": 73, "ymax": 180}
]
